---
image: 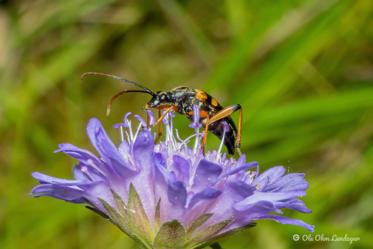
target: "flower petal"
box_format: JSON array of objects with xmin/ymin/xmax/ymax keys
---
[
  {"xmin": 264, "ymin": 173, "xmax": 309, "ymax": 192},
  {"xmin": 188, "ymin": 187, "xmax": 221, "ymax": 208},
  {"xmin": 276, "ymin": 199, "xmax": 312, "ymax": 213},
  {"xmin": 56, "ymin": 143, "xmax": 102, "ymax": 171},
  {"xmin": 31, "ymin": 184, "xmax": 85, "ymax": 203},
  {"xmin": 87, "ymin": 118, "xmax": 135, "ymax": 177},
  {"xmin": 254, "ymin": 166, "xmax": 285, "ymax": 187},
  {"xmin": 259, "ymin": 214, "xmax": 314, "ymax": 232},
  {"xmin": 234, "ymin": 200, "xmax": 281, "ymax": 214},
  {"xmin": 131, "ymin": 130, "xmax": 157, "ymax": 220},
  {"xmin": 228, "ymin": 181, "xmax": 256, "ymax": 198},
  {"xmin": 167, "ymin": 173, "xmax": 187, "ymax": 207},
  {"xmin": 73, "ymin": 164, "xmax": 104, "ymax": 182},
  {"xmin": 154, "ymin": 153, "xmax": 187, "ymax": 207},
  {"xmin": 224, "ymin": 161, "xmax": 258, "ymax": 177},
  {"xmin": 32, "ymin": 172, "xmax": 81, "ymax": 185},
  {"xmin": 173, "ymin": 155, "xmax": 190, "ymax": 183},
  {"xmin": 234, "ymin": 191, "xmax": 306, "ymax": 212},
  {"xmin": 87, "ymin": 118, "xmax": 121, "ymax": 162},
  {"xmin": 193, "ymin": 159, "xmax": 222, "ymax": 189},
  {"xmin": 80, "ymin": 181, "xmax": 114, "ymax": 212},
  {"xmin": 132, "ymin": 130, "xmax": 154, "ymax": 166}
]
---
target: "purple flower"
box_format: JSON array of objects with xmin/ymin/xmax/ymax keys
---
[{"xmin": 32, "ymin": 110, "xmax": 314, "ymax": 249}]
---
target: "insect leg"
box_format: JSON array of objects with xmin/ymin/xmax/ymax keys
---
[
  {"xmin": 236, "ymin": 105, "xmax": 243, "ymax": 155},
  {"xmin": 202, "ymin": 119, "xmax": 210, "ymax": 155},
  {"xmin": 156, "ymin": 109, "xmax": 162, "ymax": 142},
  {"xmin": 154, "ymin": 107, "xmax": 174, "ymax": 142},
  {"xmin": 202, "ymin": 104, "xmax": 242, "ymax": 154}
]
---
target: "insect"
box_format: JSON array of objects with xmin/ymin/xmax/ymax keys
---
[{"xmin": 81, "ymin": 72, "xmax": 243, "ymax": 155}]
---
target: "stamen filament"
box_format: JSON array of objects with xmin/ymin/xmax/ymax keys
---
[
  {"xmin": 120, "ymin": 127, "xmax": 124, "ymax": 142},
  {"xmin": 217, "ymin": 129, "xmax": 226, "ymax": 160}
]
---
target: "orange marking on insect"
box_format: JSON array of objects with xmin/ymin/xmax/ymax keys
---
[
  {"xmin": 199, "ymin": 110, "xmax": 209, "ymax": 118},
  {"xmin": 195, "ymin": 89, "xmax": 208, "ymax": 102},
  {"xmin": 211, "ymin": 98, "xmax": 219, "ymax": 107},
  {"xmin": 188, "ymin": 110, "xmax": 208, "ymax": 118}
]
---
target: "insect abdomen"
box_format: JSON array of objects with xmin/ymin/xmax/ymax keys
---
[{"xmin": 209, "ymin": 118, "xmax": 237, "ymax": 155}]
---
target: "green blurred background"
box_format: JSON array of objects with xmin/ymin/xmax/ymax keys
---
[{"xmin": 0, "ymin": 0, "xmax": 372, "ymax": 248}]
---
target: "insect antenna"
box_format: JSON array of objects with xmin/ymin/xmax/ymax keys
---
[
  {"xmin": 81, "ymin": 72, "xmax": 155, "ymax": 95},
  {"xmin": 106, "ymin": 89, "xmax": 150, "ymax": 116}
]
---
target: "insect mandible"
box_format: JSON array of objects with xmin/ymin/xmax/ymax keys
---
[{"xmin": 81, "ymin": 72, "xmax": 243, "ymax": 155}]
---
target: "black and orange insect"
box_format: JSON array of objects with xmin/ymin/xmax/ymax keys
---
[{"xmin": 81, "ymin": 72, "xmax": 243, "ymax": 155}]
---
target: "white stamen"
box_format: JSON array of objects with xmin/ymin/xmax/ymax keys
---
[
  {"xmin": 134, "ymin": 123, "xmax": 142, "ymax": 140},
  {"xmin": 128, "ymin": 120, "xmax": 134, "ymax": 141},
  {"xmin": 178, "ymin": 133, "xmax": 198, "ymax": 150},
  {"xmin": 174, "ymin": 129, "xmax": 184, "ymax": 143},
  {"xmin": 120, "ymin": 127, "xmax": 124, "ymax": 142},
  {"xmin": 217, "ymin": 129, "xmax": 226, "ymax": 160},
  {"xmin": 168, "ymin": 115, "xmax": 176, "ymax": 149},
  {"xmin": 163, "ymin": 112, "xmax": 177, "ymax": 151},
  {"xmin": 125, "ymin": 131, "xmax": 131, "ymax": 144},
  {"xmin": 193, "ymin": 128, "xmax": 200, "ymax": 154}
]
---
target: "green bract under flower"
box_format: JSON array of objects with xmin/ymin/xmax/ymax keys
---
[{"xmin": 32, "ymin": 110, "xmax": 314, "ymax": 249}]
